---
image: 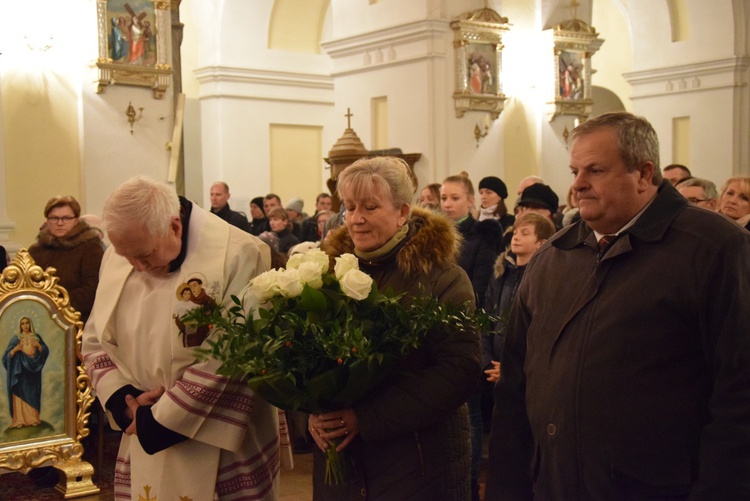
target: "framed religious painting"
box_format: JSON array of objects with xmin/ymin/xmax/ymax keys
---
[
  {"xmin": 545, "ymin": 18, "xmax": 603, "ymax": 122},
  {"xmin": 0, "ymin": 250, "xmax": 99, "ymax": 498},
  {"xmin": 95, "ymin": 0, "xmax": 172, "ymax": 99},
  {"xmin": 450, "ymin": 6, "xmax": 510, "ymax": 119}
]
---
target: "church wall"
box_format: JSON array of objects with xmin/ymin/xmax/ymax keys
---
[{"xmin": 623, "ymin": 0, "xmax": 743, "ymax": 183}]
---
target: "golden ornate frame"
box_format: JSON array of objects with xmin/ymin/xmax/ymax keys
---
[
  {"xmin": 450, "ymin": 7, "xmax": 510, "ymax": 119},
  {"xmin": 95, "ymin": 0, "xmax": 172, "ymax": 99},
  {"xmin": 546, "ymin": 18, "xmax": 603, "ymax": 122},
  {"xmin": 0, "ymin": 250, "xmax": 99, "ymax": 498}
]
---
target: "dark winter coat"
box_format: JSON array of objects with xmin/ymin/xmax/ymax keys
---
[
  {"xmin": 29, "ymin": 221, "xmax": 105, "ymax": 321},
  {"xmin": 317, "ymin": 206, "xmax": 481, "ymax": 501},
  {"xmin": 274, "ymin": 227, "xmax": 299, "ymax": 254},
  {"xmin": 456, "ymin": 216, "xmax": 502, "ymax": 307},
  {"xmin": 486, "ymin": 182, "xmax": 750, "ymax": 500},
  {"xmin": 481, "ymin": 254, "xmax": 526, "ymax": 370},
  {"xmin": 210, "ymin": 203, "xmax": 249, "ymax": 232}
]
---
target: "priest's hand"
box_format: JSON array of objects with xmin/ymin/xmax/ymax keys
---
[{"xmin": 124, "ymin": 387, "xmax": 165, "ymax": 435}]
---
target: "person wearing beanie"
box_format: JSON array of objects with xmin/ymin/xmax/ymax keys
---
[
  {"xmin": 478, "ymin": 176, "xmax": 515, "ymax": 229},
  {"xmin": 516, "ymin": 183, "xmax": 561, "ymax": 228},
  {"xmin": 248, "ymin": 196, "xmax": 271, "ymax": 236},
  {"xmin": 284, "ymin": 198, "xmax": 306, "ymax": 239}
]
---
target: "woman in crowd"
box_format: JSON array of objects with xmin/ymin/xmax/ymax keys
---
[
  {"xmin": 417, "ymin": 183, "xmax": 442, "ymax": 210},
  {"xmin": 718, "ymin": 176, "xmax": 750, "ymax": 230},
  {"xmin": 29, "ymin": 196, "xmax": 104, "ymax": 322},
  {"xmin": 308, "ymin": 156, "xmax": 481, "ymax": 500},
  {"xmin": 441, "ymin": 174, "xmax": 502, "ymax": 501},
  {"xmin": 248, "ymin": 196, "xmax": 270, "ymax": 236},
  {"xmin": 267, "ymin": 207, "xmax": 300, "ymax": 254},
  {"xmin": 477, "ymin": 176, "xmax": 514, "ymax": 230}
]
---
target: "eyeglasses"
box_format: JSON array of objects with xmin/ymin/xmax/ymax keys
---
[
  {"xmin": 686, "ymin": 198, "xmax": 707, "ymax": 204},
  {"xmin": 47, "ymin": 216, "xmax": 76, "ymax": 224}
]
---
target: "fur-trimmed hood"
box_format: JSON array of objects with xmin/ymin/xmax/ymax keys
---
[
  {"xmin": 35, "ymin": 220, "xmax": 101, "ymax": 249},
  {"xmin": 321, "ymin": 206, "xmax": 462, "ymax": 278}
]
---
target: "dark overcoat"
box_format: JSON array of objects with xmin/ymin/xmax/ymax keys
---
[{"xmin": 487, "ymin": 182, "xmax": 750, "ymax": 500}]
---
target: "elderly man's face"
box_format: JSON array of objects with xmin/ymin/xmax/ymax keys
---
[
  {"xmin": 678, "ymin": 185, "xmax": 716, "ymax": 210},
  {"xmin": 110, "ymin": 217, "xmax": 183, "ymax": 277},
  {"xmin": 570, "ymin": 129, "xmax": 654, "ymax": 234}
]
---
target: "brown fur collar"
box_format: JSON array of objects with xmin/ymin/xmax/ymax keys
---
[
  {"xmin": 321, "ymin": 206, "xmax": 462, "ymax": 278},
  {"xmin": 36, "ymin": 221, "xmax": 101, "ymax": 249}
]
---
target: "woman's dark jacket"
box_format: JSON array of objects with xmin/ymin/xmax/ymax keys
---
[
  {"xmin": 456, "ymin": 215, "xmax": 502, "ymax": 306},
  {"xmin": 29, "ymin": 221, "xmax": 104, "ymax": 321},
  {"xmin": 316, "ymin": 207, "xmax": 481, "ymax": 501}
]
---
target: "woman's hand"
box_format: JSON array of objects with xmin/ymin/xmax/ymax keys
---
[
  {"xmin": 485, "ymin": 360, "xmax": 501, "ymax": 383},
  {"xmin": 308, "ymin": 408, "xmax": 359, "ymax": 452}
]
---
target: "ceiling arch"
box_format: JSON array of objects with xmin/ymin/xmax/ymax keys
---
[{"xmin": 268, "ymin": 0, "xmax": 331, "ymax": 53}]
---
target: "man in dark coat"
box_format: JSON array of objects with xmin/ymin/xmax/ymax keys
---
[
  {"xmin": 487, "ymin": 112, "xmax": 750, "ymax": 500},
  {"xmin": 209, "ymin": 181, "xmax": 249, "ymax": 232}
]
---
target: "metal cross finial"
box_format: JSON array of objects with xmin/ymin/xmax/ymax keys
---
[
  {"xmin": 345, "ymin": 108, "xmax": 353, "ymax": 129},
  {"xmin": 570, "ymin": 0, "xmax": 580, "ymax": 19}
]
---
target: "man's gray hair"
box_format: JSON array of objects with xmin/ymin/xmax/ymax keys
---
[
  {"xmin": 568, "ymin": 112, "xmax": 662, "ymax": 186},
  {"xmin": 678, "ymin": 177, "xmax": 718, "ymax": 201},
  {"xmin": 103, "ymin": 176, "xmax": 180, "ymax": 238}
]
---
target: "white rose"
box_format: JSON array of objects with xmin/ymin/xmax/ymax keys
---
[
  {"xmin": 304, "ymin": 248, "xmax": 331, "ymax": 275},
  {"xmin": 276, "ymin": 269, "xmax": 304, "ymax": 298},
  {"xmin": 335, "ymin": 253, "xmax": 360, "ymax": 281},
  {"xmin": 286, "ymin": 253, "xmax": 304, "ymax": 270},
  {"xmin": 297, "ymin": 261, "xmax": 324, "ymax": 289},
  {"xmin": 250, "ymin": 269, "xmax": 281, "ymax": 302},
  {"xmin": 339, "ymin": 268, "xmax": 373, "ymax": 300}
]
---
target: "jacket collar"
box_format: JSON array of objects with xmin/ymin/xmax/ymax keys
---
[{"xmin": 553, "ymin": 180, "xmax": 688, "ymax": 251}]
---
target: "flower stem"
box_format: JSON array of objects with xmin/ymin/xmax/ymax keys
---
[{"xmin": 324, "ymin": 439, "xmax": 349, "ymax": 485}]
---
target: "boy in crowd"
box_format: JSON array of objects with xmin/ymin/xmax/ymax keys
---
[{"xmin": 483, "ymin": 213, "xmax": 556, "ymax": 383}]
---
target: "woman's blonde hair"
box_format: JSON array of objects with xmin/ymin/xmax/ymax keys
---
[
  {"xmin": 720, "ymin": 176, "xmax": 750, "ymax": 200},
  {"xmin": 337, "ymin": 156, "xmax": 415, "ymax": 209}
]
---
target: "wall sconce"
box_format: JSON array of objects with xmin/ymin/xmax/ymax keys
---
[
  {"xmin": 474, "ymin": 115, "xmax": 490, "ymax": 147},
  {"xmin": 126, "ymin": 102, "xmax": 144, "ymax": 134}
]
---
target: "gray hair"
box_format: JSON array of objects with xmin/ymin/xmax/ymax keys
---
[
  {"xmin": 568, "ymin": 112, "xmax": 662, "ymax": 186},
  {"xmin": 678, "ymin": 177, "xmax": 718, "ymax": 201},
  {"xmin": 337, "ymin": 156, "xmax": 415, "ymax": 209},
  {"xmin": 103, "ymin": 176, "xmax": 180, "ymax": 238}
]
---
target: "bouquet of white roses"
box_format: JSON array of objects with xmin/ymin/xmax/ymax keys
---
[{"xmin": 186, "ymin": 248, "xmax": 490, "ymax": 484}]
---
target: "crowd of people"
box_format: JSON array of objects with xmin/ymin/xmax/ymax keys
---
[{"xmin": 3, "ymin": 111, "xmax": 750, "ymax": 500}]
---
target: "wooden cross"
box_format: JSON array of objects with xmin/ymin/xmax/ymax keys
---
[
  {"xmin": 124, "ymin": 3, "xmax": 147, "ymax": 22},
  {"xmin": 345, "ymin": 108, "xmax": 353, "ymax": 129}
]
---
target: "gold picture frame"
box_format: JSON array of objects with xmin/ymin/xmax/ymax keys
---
[
  {"xmin": 0, "ymin": 250, "xmax": 99, "ymax": 498},
  {"xmin": 450, "ymin": 7, "xmax": 510, "ymax": 119},
  {"xmin": 545, "ymin": 18, "xmax": 603, "ymax": 122},
  {"xmin": 96, "ymin": 0, "xmax": 172, "ymax": 99}
]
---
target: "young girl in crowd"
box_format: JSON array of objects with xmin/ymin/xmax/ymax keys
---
[
  {"xmin": 483, "ymin": 213, "xmax": 556, "ymax": 383},
  {"xmin": 266, "ymin": 207, "xmax": 300, "ymax": 254}
]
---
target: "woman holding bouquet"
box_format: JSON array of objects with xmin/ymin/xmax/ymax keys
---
[{"xmin": 309, "ymin": 156, "xmax": 481, "ymax": 500}]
